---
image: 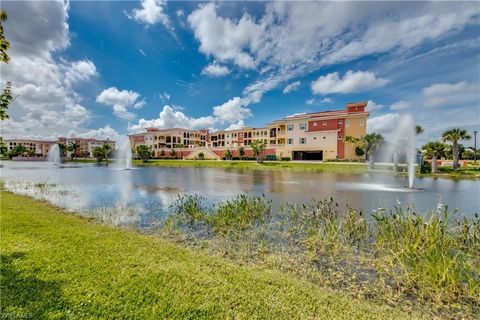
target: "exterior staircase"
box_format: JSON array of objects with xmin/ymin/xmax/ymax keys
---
[{"xmin": 183, "ymin": 147, "xmax": 220, "ymax": 160}]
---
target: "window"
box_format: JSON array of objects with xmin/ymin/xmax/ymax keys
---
[
  {"xmin": 287, "ymin": 124, "xmax": 293, "ymax": 131},
  {"xmin": 287, "ymin": 138, "xmax": 293, "ymax": 145},
  {"xmin": 345, "ymin": 119, "xmax": 350, "ymax": 127},
  {"xmin": 323, "ymin": 121, "xmax": 327, "ymax": 126},
  {"xmin": 313, "ymin": 122, "xmax": 317, "ymax": 127},
  {"xmin": 299, "ymin": 123, "xmax": 307, "ymax": 130},
  {"xmin": 359, "ymin": 118, "xmax": 365, "ymax": 127},
  {"xmin": 299, "ymin": 137, "xmax": 306, "ymax": 144},
  {"xmin": 338, "ymin": 120, "xmax": 343, "ymax": 124}
]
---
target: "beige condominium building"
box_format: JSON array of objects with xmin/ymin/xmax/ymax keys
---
[
  {"xmin": 5, "ymin": 138, "xmax": 115, "ymax": 158},
  {"xmin": 129, "ymin": 128, "xmax": 209, "ymax": 157},
  {"xmin": 4, "ymin": 139, "xmax": 56, "ymax": 157},
  {"xmin": 129, "ymin": 102, "xmax": 369, "ymax": 161}
]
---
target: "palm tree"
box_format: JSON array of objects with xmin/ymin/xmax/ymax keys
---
[
  {"xmin": 251, "ymin": 140, "xmax": 266, "ymax": 163},
  {"xmin": 442, "ymin": 128, "xmax": 471, "ymax": 170},
  {"xmin": 57, "ymin": 143, "xmax": 68, "ymax": 163},
  {"xmin": 361, "ymin": 133, "xmax": 384, "ymax": 169},
  {"xmin": 422, "ymin": 142, "xmax": 445, "ymax": 174},
  {"xmin": 415, "ymin": 125, "xmax": 424, "ymax": 135},
  {"xmin": 103, "ymin": 144, "xmax": 112, "ymax": 166},
  {"xmin": 68, "ymin": 141, "xmax": 80, "ymax": 160}
]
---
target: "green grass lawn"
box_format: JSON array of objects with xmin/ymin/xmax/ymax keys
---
[
  {"xmin": 131, "ymin": 159, "xmax": 370, "ymax": 174},
  {"xmin": 0, "ymin": 191, "xmax": 424, "ymax": 319}
]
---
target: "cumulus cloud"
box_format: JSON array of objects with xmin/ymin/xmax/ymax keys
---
[
  {"xmin": 188, "ymin": 3, "xmax": 261, "ymax": 69},
  {"xmin": 225, "ymin": 120, "xmax": 245, "ymax": 131},
  {"xmin": 187, "ymin": 1, "xmax": 478, "ymax": 116},
  {"xmin": 366, "ymin": 100, "xmax": 385, "ymax": 112},
  {"xmin": 128, "ymin": 105, "xmax": 216, "ymax": 132},
  {"xmin": 201, "ymin": 62, "xmax": 230, "ymax": 77},
  {"xmin": 96, "ymin": 87, "xmax": 144, "ymax": 120},
  {"xmin": 283, "ymin": 81, "xmax": 301, "ymax": 94},
  {"xmin": 367, "ymin": 113, "xmax": 401, "ymax": 134},
  {"xmin": 311, "ymin": 71, "xmax": 389, "ymax": 95},
  {"xmin": 212, "ymin": 97, "xmax": 253, "ymax": 123},
  {"xmin": 69, "ymin": 125, "xmax": 121, "ymax": 141},
  {"xmin": 423, "ymin": 81, "xmax": 478, "ymax": 108},
  {"xmin": 0, "ymin": 1, "xmax": 109, "ymax": 140},
  {"xmin": 125, "ymin": 0, "xmax": 172, "ymax": 29},
  {"xmin": 64, "ymin": 59, "xmax": 98, "ymax": 87},
  {"xmin": 390, "ymin": 100, "xmax": 412, "ymax": 110}
]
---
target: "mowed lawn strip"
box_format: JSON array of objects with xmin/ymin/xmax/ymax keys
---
[
  {"xmin": 1, "ymin": 191, "xmax": 423, "ymax": 319},
  {"xmin": 132, "ymin": 159, "xmax": 369, "ymax": 173}
]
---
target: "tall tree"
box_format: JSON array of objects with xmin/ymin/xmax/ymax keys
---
[
  {"xmin": 135, "ymin": 145, "xmax": 152, "ymax": 162},
  {"xmin": 68, "ymin": 142, "xmax": 80, "ymax": 160},
  {"xmin": 238, "ymin": 146, "xmax": 245, "ymax": 159},
  {"xmin": 57, "ymin": 143, "xmax": 68, "ymax": 162},
  {"xmin": 422, "ymin": 141, "xmax": 445, "ymax": 174},
  {"xmin": 103, "ymin": 144, "xmax": 112, "ymax": 166},
  {"xmin": 442, "ymin": 128, "xmax": 471, "ymax": 171},
  {"xmin": 361, "ymin": 133, "xmax": 384, "ymax": 169},
  {"xmin": 251, "ymin": 140, "xmax": 267, "ymax": 163},
  {"xmin": 0, "ymin": 10, "xmax": 10, "ymax": 63},
  {"xmin": 415, "ymin": 125, "xmax": 424, "ymax": 135},
  {"xmin": 0, "ymin": 137, "xmax": 7, "ymax": 156},
  {"xmin": 0, "ymin": 10, "xmax": 13, "ymax": 121}
]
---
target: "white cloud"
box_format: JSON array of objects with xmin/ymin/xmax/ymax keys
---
[
  {"xmin": 125, "ymin": 0, "xmax": 172, "ymax": 29},
  {"xmin": 225, "ymin": 120, "xmax": 245, "ymax": 131},
  {"xmin": 287, "ymin": 112, "xmax": 307, "ymax": 118},
  {"xmin": 138, "ymin": 49, "xmax": 146, "ymax": 56},
  {"xmin": 306, "ymin": 97, "xmax": 333, "ymax": 105},
  {"xmin": 311, "ymin": 70, "xmax": 389, "ymax": 95},
  {"xmin": 0, "ymin": 1, "xmax": 108, "ymax": 140},
  {"xmin": 366, "ymin": 100, "xmax": 385, "ymax": 112},
  {"xmin": 4, "ymin": 0, "xmax": 70, "ymax": 58},
  {"xmin": 423, "ymin": 81, "xmax": 478, "ymax": 107},
  {"xmin": 188, "ymin": 3, "xmax": 261, "ymax": 69},
  {"xmin": 201, "ymin": 62, "xmax": 230, "ymax": 77},
  {"xmin": 96, "ymin": 87, "xmax": 144, "ymax": 120},
  {"xmin": 70, "ymin": 125, "xmax": 121, "ymax": 141},
  {"xmin": 212, "ymin": 97, "xmax": 252, "ymax": 123},
  {"xmin": 283, "ymin": 81, "xmax": 301, "ymax": 94},
  {"xmin": 367, "ymin": 113, "xmax": 401, "ymax": 134},
  {"xmin": 157, "ymin": 92, "xmax": 170, "ymax": 103},
  {"xmin": 128, "ymin": 105, "xmax": 216, "ymax": 132},
  {"xmin": 64, "ymin": 59, "xmax": 98, "ymax": 87},
  {"xmin": 187, "ymin": 2, "xmax": 478, "ymax": 117},
  {"xmin": 390, "ymin": 100, "xmax": 412, "ymax": 110}
]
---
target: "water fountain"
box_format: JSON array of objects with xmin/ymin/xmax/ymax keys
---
[
  {"xmin": 388, "ymin": 114, "xmax": 419, "ymax": 189},
  {"xmin": 114, "ymin": 136, "xmax": 133, "ymax": 170},
  {"xmin": 47, "ymin": 143, "xmax": 61, "ymax": 164}
]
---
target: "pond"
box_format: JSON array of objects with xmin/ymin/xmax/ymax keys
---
[{"xmin": 1, "ymin": 161, "xmax": 478, "ymax": 227}]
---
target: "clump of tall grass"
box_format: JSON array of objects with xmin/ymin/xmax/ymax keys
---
[{"xmin": 163, "ymin": 194, "xmax": 480, "ymax": 317}]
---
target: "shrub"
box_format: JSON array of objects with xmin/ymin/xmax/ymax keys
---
[{"xmin": 281, "ymin": 157, "xmax": 291, "ymax": 161}]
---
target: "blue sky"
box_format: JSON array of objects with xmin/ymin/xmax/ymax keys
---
[{"xmin": 1, "ymin": 1, "xmax": 479, "ymax": 144}]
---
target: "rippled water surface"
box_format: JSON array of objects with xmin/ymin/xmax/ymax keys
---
[{"xmin": 1, "ymin": 161, "xmax": 478, "ymax": 226}]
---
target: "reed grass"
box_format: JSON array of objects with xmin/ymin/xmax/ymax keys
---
[{"xmin": 164, "ymin": 194, "xmax": 480, "ymax": 318}]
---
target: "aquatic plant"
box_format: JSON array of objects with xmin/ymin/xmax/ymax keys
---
[{"xmin": 164, "ymin": 194, "xmax": 480, "ymax": 317}]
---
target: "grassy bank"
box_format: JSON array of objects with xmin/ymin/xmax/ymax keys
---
[
  {"xmin": 1, "ymin": 191, "xmax": 421, "ymax": 319},
  {"xmin": 65, "ymin": 158, "xmax": 480, "ymax": 178},
  {"xmin": 133, "ymin": 159, "xmax": 369, "ymax": 173}
]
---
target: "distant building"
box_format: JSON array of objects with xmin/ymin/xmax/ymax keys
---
[
  {"xmin": 4, "ymin": 139, "xmax": 56, "ymax": 157},
  {"xmin": 59, "ymin": 137, "xmax": 115, "ymax": 158},
  {"xmin": 129, "ymin": 102, "xmax": 369, "ymax": 160},
  {"xmin": 5, "ymin": 137, "xmax": 115, "ymax": 158}
]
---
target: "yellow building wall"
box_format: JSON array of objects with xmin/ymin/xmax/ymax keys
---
[{"xmin": 343, "ymin": 115, "xmax": 367, "ymax": 160}]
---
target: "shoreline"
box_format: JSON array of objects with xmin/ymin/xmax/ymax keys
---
[{"xmin": 0, "ymin": 190, "xmax": 426, "ymax": 319}]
